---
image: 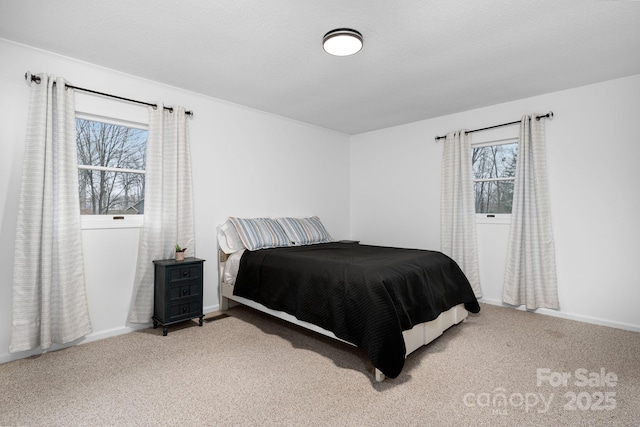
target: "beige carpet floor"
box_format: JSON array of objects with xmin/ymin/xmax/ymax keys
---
[{"xmin": 1, "ymin": 303, "xmax": 639, "ymax": 426}]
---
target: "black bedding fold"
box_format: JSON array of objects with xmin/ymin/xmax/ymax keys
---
[{"xmin": 233, "ymin": 242, "xmax": 480, "ymax": 378}]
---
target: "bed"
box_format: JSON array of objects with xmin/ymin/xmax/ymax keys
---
[{"xmin": 217, "ymin": 217, "xmax": 480, "ymax": 381}]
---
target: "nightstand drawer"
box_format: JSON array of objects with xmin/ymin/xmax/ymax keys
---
[
  {"xmin": 167, "ymin": 264, "xmax": 202, "ymax": 283},
  {"xmin": 167, "ymin": 300, "xmax": 202, "ymax": 321},
  {"xmin": 168, "ymin": 282, "xmax": 201, "ymax": 301}
]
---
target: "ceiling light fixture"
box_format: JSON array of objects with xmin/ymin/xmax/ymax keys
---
[{"xmin": 323, "ymin": 28, "xmax": 363, "ymax": 56}]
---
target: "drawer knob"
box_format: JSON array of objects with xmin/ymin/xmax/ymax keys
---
[
  {"xmin": 183, "ymin": 288, "xmax": 188, "ymax": 295},
  {"xmin": 182, "ymin": 306, "xmax": 187, "ymax": 313},
  {"xmin": 183, "ymin": 270, "xmax": 189, "ymax": 277}
]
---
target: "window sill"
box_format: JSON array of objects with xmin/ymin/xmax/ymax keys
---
[
  {"xmin": 81, "ymin": 215, "xmax": 144, "ymax": 230},
  {"xmin": 475, "ymin": 214, "xmax": 511, "ymax": 225}
]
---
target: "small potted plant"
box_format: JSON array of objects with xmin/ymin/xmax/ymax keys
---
[{"xmin": 175, "ymin": 244, "xmax": 187, "ymax": 262}]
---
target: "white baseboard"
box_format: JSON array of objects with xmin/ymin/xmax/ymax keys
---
[
  {"xmin": 204, "ymin": 304, "xmax": 220, "ymax": 314},
  {"xmin": 0, "ymin": 323, "xmax": 149, "ymax": 365},
  {"xmin": 479, "ymin": 297, "xmax": 640, "ymax": 333},
  {"xmin": 6, "ymin": 300, "xmax": 632, "ymax": 365},
  {"xmin": 1, "ymin": 305, "xmax": 223, "ymax": 365}
]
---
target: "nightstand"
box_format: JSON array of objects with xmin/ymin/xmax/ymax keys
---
[
  {"xmin": 338, "ymin": 240, "xmax": 360, "ymax": 244},
  {"xmin": 152, "ymin": 257, "xmax": 205, "ymax": 336}
]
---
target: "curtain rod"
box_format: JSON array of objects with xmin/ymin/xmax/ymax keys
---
[
  {"xmin": 24, "ymin": 72, "xmax": 193, "ymax": 117},
  {"xmin": 434, "ymin": 111, "xmax": 553, "ymax": 141}
]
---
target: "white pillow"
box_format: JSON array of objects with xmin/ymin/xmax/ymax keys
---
[{"xmin": 217, "ymin": 220, "xmax": 245, "ymax": 254}]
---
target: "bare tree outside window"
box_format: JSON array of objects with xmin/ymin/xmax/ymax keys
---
[
  {"xmin": 76, "ymin": 118, "xmax": 147, "ymax": 215},
  {"xmin": 472, "ymin": 141, "xmax": 517, "ymax": 214}
]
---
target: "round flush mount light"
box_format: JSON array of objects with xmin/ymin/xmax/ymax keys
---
[{"xmin": 323, "ymin": 28, "xmax": 363, "ymax": 56}]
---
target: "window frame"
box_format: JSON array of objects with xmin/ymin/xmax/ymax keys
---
[
  {"xmin": 471, "ymin": 137, "xmax": 518, "ymax": 224},
  {"xmin": 75, "ymin": 111, "xmax": 149, "ymax": 230}
]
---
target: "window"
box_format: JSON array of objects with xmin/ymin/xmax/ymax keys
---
[
  {"xmin": 76, "ymin": 115, "xmax": 148, "ymax": 226},
  {"xmin": 472, "ymin": 138, "xmax": 518, "ymax": 215}
]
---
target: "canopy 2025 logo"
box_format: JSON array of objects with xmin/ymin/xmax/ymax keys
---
[{"xmin": 462, "ymin": 367, "xmax": 618, "ymax": 415}]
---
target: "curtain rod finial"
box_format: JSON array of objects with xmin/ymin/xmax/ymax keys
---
[
  {"xmin": 24, "ymin": 71, "xmax": 41, "ymax": 85},
  {"xmin": 536, "ymin": 111, "xmax": 554, "ymax": 121}
]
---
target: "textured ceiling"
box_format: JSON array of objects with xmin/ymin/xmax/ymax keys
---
[{"xmin": 1, "ymin": 0, "xmax": 639, "ymax": 135}]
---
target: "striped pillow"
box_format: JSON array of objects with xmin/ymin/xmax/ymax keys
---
[
  {"xmin": 275, "ymin": 216, "xmax": 332, "ymax": 246},
  {"xmin": 228, "ymin": 217, "xmax": 291, "ymax": 251}
]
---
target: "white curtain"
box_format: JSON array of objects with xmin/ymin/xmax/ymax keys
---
[
  {"xmin": 441, "ymin": 131, "xmax": 482, "ymax": 297},
  {"xmin": 10, "ymin": 73, "xmax": 92, "ymax": 352},
  {"xmin": 503, "ymin": 114, "xmax": 559, "ymax": 309},
  {"xmin": 129, "ymin": 105, "xmax": 195, "ymax": 323}
]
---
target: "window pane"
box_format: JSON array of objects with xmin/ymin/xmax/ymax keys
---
[
  {"xmin": 79, "ymin": 170, "xmax": 145, "ymax": 214},
  {"xmin": 474, "ymin": 180, "xmax": 514, "ymax": 214},
  {"xmin": 76, "ymin": 118, "xmax": 147, "ymax": 215},
  {"xmin": 472, "ymin": 142, "xmax": 517, "ymax": 180}
]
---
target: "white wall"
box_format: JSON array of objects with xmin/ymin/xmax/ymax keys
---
[
  {"xmin": 351, "ymin": 74, "xmax": 640, "ymax": 332},
  {"xmin": 2, "ymin": 37, "xmax": 638, "ymax": 365},
  {"xmin": 0, "ymin": 39, "xmax": 350, "ymax": 363}
]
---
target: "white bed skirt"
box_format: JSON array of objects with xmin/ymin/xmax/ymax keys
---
[{"xmin": 220, "ymin": 281, "xmax": 468, "ymax": 381}]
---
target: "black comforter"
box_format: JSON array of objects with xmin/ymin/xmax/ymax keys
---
[{"xmin": 233, "ymin": 242, "xmax": 480, "ymax": 378}]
